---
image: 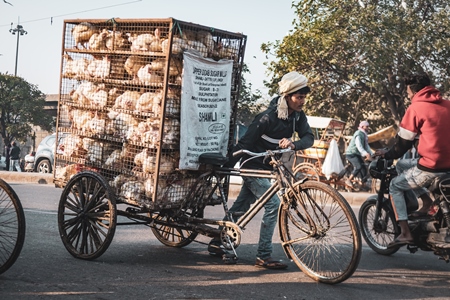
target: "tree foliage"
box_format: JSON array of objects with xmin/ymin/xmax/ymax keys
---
[
  {"xmin": 261, "ymin": 0, "xmax": 450, "ymax": 132},
  {"xmin": 236, "ymin": 64, "xmax": 264, "ymax": 126},
  {"xmin": 0, "ymin": 73, "xmax": 54, "ymax": 145}
]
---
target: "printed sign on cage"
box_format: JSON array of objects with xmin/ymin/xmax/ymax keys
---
[{"xmin": 180, "ymin": 50, "xmax": 233, "ymax": 170}]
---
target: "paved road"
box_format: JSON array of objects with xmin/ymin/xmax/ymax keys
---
[{"xmin": 1, "ymin": 183, "xmax": 449, "ymax": 299}]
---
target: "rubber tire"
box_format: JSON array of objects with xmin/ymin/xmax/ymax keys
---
[
  {"xmin": 279, "ymin": 180, "xmax": 362, "ymax": 284},
  {"xmin": 0, "ymin": 178, "xmax": 26, "ymax": 274},
  {"xmin": 36, "ymin": 159, "xmax": 52, "ymax": 173},
  {"xmin": 151, "ymin": 211, "xmax": 201, "ymax": 247},
  {"xmin": 293, "ymin": 162, "xmax": 320, "ymax": 181},
  {"xmin": 359, "ymin": 198, "xmax": 400, "ymax": 255},
  {"xmin": 150, "ymin": 175, "xmax": 212, "ymax": 247},
  {"xmin": 58, "ymin": 171, "xmax": 117, "ymax": 260}
]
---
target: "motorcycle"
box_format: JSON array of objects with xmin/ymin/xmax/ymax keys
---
[
  {"xmin": 24, "ymin": 151, "xmax": 35, "ymax": 172},
  {"xmin": 358, "ymin": 158, "xmax": 450, "ymax": 262}
]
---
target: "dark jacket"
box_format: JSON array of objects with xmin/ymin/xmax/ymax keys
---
[
  {"xmin": 9, "ymin": 145, "xmax": 21, "ymax": 160},
  {"xmin": 228, "ymin": 96, "xmax": 314, "ymax": 170}
]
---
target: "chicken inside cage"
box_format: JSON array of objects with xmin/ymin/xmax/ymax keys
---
[{"xmin": 57, "ymin": 18, "xmax": 246, "ymax": 208}]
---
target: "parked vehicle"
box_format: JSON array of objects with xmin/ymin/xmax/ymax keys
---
[
  {"xmin": 359, "ymin": 158, "xmax": 450, "ymax": 262},
  {"xmin": 0, "ymin": 156, "xmax": 6, "ymax": 170},
  {"xmin": 24, "ymin": 151, "xmax": 35, "ymax": 172},
  {"xmin": 34, "ymin": 134, "xmax": 65, "ymax": 173}
]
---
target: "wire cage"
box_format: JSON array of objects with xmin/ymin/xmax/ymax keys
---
[{"xmin": 54, "ymin": 18, "xmax": 247, "ymax": 210}]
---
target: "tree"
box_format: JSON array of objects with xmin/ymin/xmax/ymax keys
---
[
  {"xmin": 261, "ymin": 0, "xmax": 450, "ymax": 132},
  {"xmin": 236, "ymin": 64, "xmax": 264, "ymax": 126},
  {"xmin": 0, "ymin": 73, "xmax": 54, "ymax": 147}
]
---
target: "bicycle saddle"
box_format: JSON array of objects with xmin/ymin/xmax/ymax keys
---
[{"xmin": 199, "ymin": 153, "xmax": 229, "ymax": 166}]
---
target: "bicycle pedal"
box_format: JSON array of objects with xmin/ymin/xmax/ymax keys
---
[{"xmin": 222, "ymin": 253, "xmax": 238, "ymax": 264}]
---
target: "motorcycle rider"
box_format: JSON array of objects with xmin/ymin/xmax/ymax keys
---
[{"xmin": 374, "ymin": 73, "xmax": 450, "ymax": 248}]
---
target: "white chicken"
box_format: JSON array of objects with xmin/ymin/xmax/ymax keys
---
[
  {"xmin": 196, "ymin": 30, "xmax": 216, "ymax": 56},
  {"xmin": 62, "ymin": 54, "xmax": 77, "ymax": 77},
  {"xmin": 109, "ymin": 174, "xmax": 130, "ymax": 190},
  {"xmin": 114, "ymin": 90, "xmax": 141, "ymax": 110},
  {"xmin": 72, "ymin": 22, "xmax": 98, "ymax": 49},
  {"xmin": 137, "ymin": 64, "xmax": 163, "ymax": 85},
  {"xmin": 84, "ymin": 139, "xmax": 104, "ymax": 163},
  {"xmin": 70, "ymin": 109, "xmax": 92, "ymax": 132},
  {"xmin": 88, "ymin": 29, "xmax": 109, "ymax": 50},
  {"xmin": 129, "ymin": 28, "xmax": 162, "ymax": 52},
  {"xmin": 70, "ymin": 82, "xmax": 97, "ymax": 106},
  {"xmin": 87, "ymin": 112, "xmax": 106, "ymax": 135},
  {"xmin": 124, "ymin": 55, "xmax": 147, "ymax": 80},
  {"xmin": 60, "ymin": 134, "xmax": 79, "ymax": 157},
  {"xmin": 161, "ymin": 37, "xmax": 189, "ymax": 54},
  {"xmin": 63, "ymin": 54, "xmax": 89, "ymax": 78},
  {"xmin": 90, "ymin": 84, "xmax": 108, "ymax": 108},
  {"xmin": 120, "ymin": 181, "xmax": 145, "ymax": 201},
  {"xmin": 148, "ymin": 58, "xmax": 182, "ymax": 77},
  {"xmin": 104, "ymin": 149, "xmax": 123, "ymax": 168},
  {"xmin": 87, "ymin": 56, "xmax": 111, "ymax": 79},
  {"xmin": 144, "ymin": 176, "xmax": 154, "ymax": 198},
  {"xmin": 105, "ymin": 31, "xmax": 130, "ymax": 50},
  {"xmin": 135, "ymin": 90, "xmax": 163, "ymax": 113},
  {"xmin": 110, "ymin": 112, "xmax": 138, "ymax": 137}
]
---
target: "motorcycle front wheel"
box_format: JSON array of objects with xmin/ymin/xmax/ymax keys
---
[{"xmin": 359, "ymin": 198, "xmax": 400, "ymax": 255}]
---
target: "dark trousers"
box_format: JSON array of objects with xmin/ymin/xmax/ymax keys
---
[{"xmin": 346, "ymin": 154, "xmax": 368, "ymax": 181}]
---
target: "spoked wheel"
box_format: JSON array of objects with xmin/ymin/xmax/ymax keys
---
[
  {"xmin": 293, "ymin": 163, "xmax": 320, "ymax": 181},
  {"xmin": 358, "ymin": 198, "xmax": 399, "ymax": 255},
  {"xmin": 58, "ymin": 171, "xmax": 117, "ymax": 260},
  {"xmin": 151, "ymin": 209, "xmax": 202, "ymax": 248},
  {"xmin": 279, "ymin": 180, "xmax": 362, "ymax": 284},
  {"xmin": 151, "ymin": 174, "xmax": 213, "ymax": 247},
  {"xmin": 0, "ymin": 178, "xmax": 25, "ymax": 274}
]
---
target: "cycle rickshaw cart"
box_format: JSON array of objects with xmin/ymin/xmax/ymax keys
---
[
  {"xmin": 292, "ymin": 116, "xmax": 350, "ymax": 190},
  {"xmin": 54, "ymin": 18, "xmax": 361, "ymax": 284}
]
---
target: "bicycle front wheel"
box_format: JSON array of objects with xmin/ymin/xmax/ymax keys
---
[
  {"xmin": 0, "ymin": 178, "xmax": 26, "ymax": 274},
  {"xmin": 279, "ymin": 181, "xmax": 361, "ymax": 284}
]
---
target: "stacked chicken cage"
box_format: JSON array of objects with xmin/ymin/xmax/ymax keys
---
[{"xmin": 54, "ymin": 18, "xmax": 246, "ymax": 210}]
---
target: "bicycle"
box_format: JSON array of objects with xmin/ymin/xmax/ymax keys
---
[
  {"xmin": 57, "ymin": 148, "xmax": 361, "ymax": 284},
  {"xmin": 174, "ymin": 148, "xmax": 362, "ymax": 284},
  {"xmin": 0, "ymin": 178, "xmax": 26, "ymax": 274}
]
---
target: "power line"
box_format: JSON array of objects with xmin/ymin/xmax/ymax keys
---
[{"xmin": 0, "ymin": 0, "xmax": 142, "ymax": 27}]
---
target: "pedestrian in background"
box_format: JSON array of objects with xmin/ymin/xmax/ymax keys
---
[
  {"xmin": 4, "ymin": 143, "xmax": 11, "ymax": 171},
  {"xmin": 345, "ymin": 120, "xmax": 373, "ymax": 188},
  {"xmin": 9, "ymin": 141, "xmax": 22, "ymax": 172}
]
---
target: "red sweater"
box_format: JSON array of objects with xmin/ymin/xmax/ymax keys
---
[{"xmin": 398, "ymin": 86, "xmax": 450, "ymax": 172}]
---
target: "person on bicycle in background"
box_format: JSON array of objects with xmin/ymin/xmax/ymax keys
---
[
  {"xmin": 345, "ymin": 120, "xmax": 373, "ymax": 189},
  {"xmin": 374, "ymin": 72, "xmax": 450, "ymax": 248},
  {"xmin": 208, "ymin": 71, "xmax": 314, "ymax": 269}
]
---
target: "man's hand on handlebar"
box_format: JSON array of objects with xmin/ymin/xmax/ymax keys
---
[
  {"xmin": 374, "ymin": 148, "xmax": 388, "ymax": 157},
  {"xmin": 279, "ymin": 138, "xmax": 295, "ymax": 150}
]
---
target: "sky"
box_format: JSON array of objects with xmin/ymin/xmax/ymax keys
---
[{"xmin": 0, "ymin": 0, "xmax": 296, "ymax": 97}]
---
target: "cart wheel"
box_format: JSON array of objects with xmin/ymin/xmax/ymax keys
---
[
  {"xmin": 58, "ymin": 171, "xmax": 117, "ymax": 260},
  {"xmin": 151, "ymin": 208, "xmax": 202, "ymax": 247},
  {"xmin": 293, "ymin": 163, "xmax": 320, "ymax": 181},
  {"xmin": 151, "ymin": 173, "xmax": 213, "ymax": 247}
]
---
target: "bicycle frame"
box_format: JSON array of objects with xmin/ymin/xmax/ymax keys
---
[{"xmin": 211, "ymin": 149, "xmax": 300, "ymax": 230}]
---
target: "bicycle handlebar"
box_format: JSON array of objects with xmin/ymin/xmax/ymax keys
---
[{"xmin": 233, "ymin": 148, "xmax": 294, "ymax": 158}]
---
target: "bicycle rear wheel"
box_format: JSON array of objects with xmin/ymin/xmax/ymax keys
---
[
  {"xmin": 0, "ymin": 178, "xmax": 26, "ymax": 274},
  {"xmin": 279, "ymin": 181, "xmax": 361, "ymax": 284}
]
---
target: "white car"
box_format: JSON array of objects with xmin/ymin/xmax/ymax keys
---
[{"xmin": 0, "ymin": 156, "xmax": 6, "ymax": 170}]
